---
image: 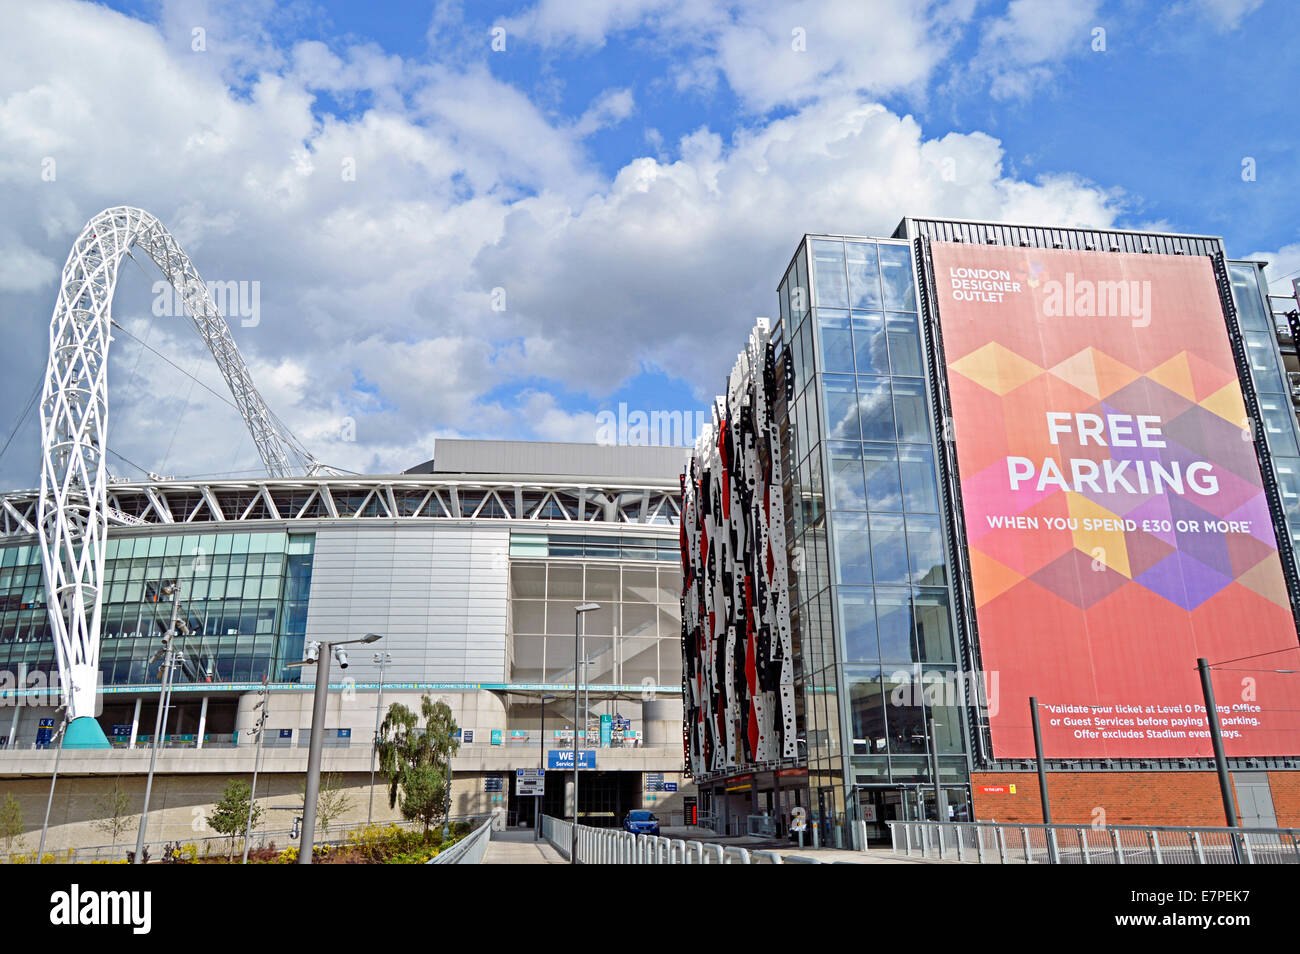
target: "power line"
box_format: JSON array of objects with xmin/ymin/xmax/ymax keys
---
[
  {"xmin": 110, "ymin": 319, "xmax": 241, "ymax": 415},
  {"xmin": 0, "ymin": 372, "xmax": 43, "ymax": 465}
]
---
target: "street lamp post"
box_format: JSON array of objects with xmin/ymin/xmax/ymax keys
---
[
  {"xmin": 134, "ymin": 583, "xmax": 184, "ymax": 864},
  {"xmin": 926, "ymin": 711, "xmax": 943, "ymax": 822},
  {"xmin": 571, "ymin": 603, "xmax": 599, "ymax": 863},
  {"xmin": 36, "ymin": 712, "xmax": 68, "ymax": 862},
  {"xmin": 289, "ymin": 632, "xmax": 382, "ymax": 864},
  {"xmin": 537, "ymin": 692, "xmax": 556, "ymax": 841},
  {"xmin": 367, "ymin": 651, "xmax": 392, "ymax": 824},
  {"xmin": 1029, "ymin": 696, "xmax": 1058, "ymax": 864},
  {"xmin": 1198, "ymin": 657, "xmax": 1243, "ymax": 862},
  {"xmin": 241, "ymin": 676, "xmax": 269, "ymax": 864}
]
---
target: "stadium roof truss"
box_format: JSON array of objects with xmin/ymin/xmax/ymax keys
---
[{"xmin": 6, "ymin": 477, "xmax": 680, "ymax": 537}]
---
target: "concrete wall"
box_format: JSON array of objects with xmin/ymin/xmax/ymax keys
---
[
  {"xmin": 0, "ymin": 769, "xmax": 497, "ymax": 857},
  {"xmin": 304, "ymin": 523, "xmax": 509, "ymax": 684}
]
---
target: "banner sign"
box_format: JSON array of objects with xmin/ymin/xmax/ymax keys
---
[{"xmin": 932, "ymin": 242, "xmax": 1300, "ymax": 758}]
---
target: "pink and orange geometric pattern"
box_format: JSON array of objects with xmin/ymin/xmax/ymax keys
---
[{"xmin": 932, "ymin": 243, "xmax": 1300, "ymax": 760}]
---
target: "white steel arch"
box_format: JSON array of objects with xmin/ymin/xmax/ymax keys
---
[{"xmin": 36, "ymin": 206, "xmax": 309, "ymax": 731}]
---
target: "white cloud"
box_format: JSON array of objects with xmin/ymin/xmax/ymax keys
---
[
  {"xmin": 1185, "ymin": 0, "xmax": 1265, "ymax": 31},
  {"xmin": 1248, "ymin": 241, "xmax": 1300, "ymax": 296},
  {"xmin": 0, "ymin": 0, "xmax": 1124, "ymax": 489},
  {"xmin": 975, "ymin": 0, "xmax": 1101, "ymax": 101},
  {"xmin": 473, "ymin": 98, "xmax": 1121, "ymax": 393},
  {"xmin": 505, "ymin": 0, "xmax": 977, "ymax": 112}
]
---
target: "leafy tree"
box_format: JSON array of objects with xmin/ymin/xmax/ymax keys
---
[
  {"xmin": 376, "ymin": 695, "xmax": 460, "ymax": 836},
  {"xmin": 0, "ymin": 793, "xmax": 24, "ymax": 862},
  {"xmin": 208, "ymin": 779, "xmax": 261, "ymax": 861},
  {"xmin": 90, "ymin": 779, "xmax": 137, "ymax": 846},
  {"xmin": 300, "ymin": 773, "xmax": 356, "ymax": 840}
]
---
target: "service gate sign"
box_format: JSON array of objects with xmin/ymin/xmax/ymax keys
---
[{"xmin": 931, "ymin": 241, "xmax": 1300, "ymax": 759}]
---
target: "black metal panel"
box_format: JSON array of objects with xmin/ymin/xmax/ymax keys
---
[{"xmin": 913, "ymin": 234, "xmax": 988, "ymax": 765}]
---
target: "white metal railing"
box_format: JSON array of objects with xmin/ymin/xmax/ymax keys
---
[
  {"xmin": 428, "ymin": 816, "xmax": 494, "ymax": 864},
  {"xmin": 889, "ymin": 820, "xmax": 1300, "ymax": 865},
  {"xmin": 539, "ymin": 815, "xmax": 827, "ymax": 864}
]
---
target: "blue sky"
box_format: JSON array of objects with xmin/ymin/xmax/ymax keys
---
[{"xmin": 0, "ymin": 0, "xmax": 1296, "ymax": 486}]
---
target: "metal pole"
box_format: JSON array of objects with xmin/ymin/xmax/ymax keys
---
[
  {"xmin": 135, "ymin": 586, "xmax": 182, "ymax": 864},
  {"xmin": 241, "ymin": 678, "xmax": 268, "ymax": 864},
  {"xmin": 367, "ymin": 653, "xmax": 388, "ymax": 825},
  {"xmin": 1030, "ymin": 696, "xmax": 1057, "ymax": 863},
  {"xmin": 536, "ymin": 697, "xmax": 545, "ymax": 842},
  {"xmin": 299, "ymin": 644, "xmax": 331, "ymax": 864},
  {"xmin": 927, "ymin": 712, "xmax": 942, "ymax": 821},
  {"xmin": 36, "ymin": 714, "xmax": 67, "ymax": 862},
  {"xmin": 572, "ymin": 613, "xmax": 581, "ymax": 863},
  {"xmin": 1199, "ymin": 657, "xmax": 1241, "ymax": 862}
]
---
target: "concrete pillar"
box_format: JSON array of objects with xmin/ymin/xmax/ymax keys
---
[
  {"xmin": 6, "ymin": 704, "xmax": 20, "ymax": 749},
  {"xmin": 642, "ymin": 698, "xmax": 681, "ymax": 746},
  {"xmin": 196, "ymin": 696, "xmax": 209, "ymax": 749},
  {"xmin": 129, "ymin": 697, "xmax": 142, "ymax": 749}
]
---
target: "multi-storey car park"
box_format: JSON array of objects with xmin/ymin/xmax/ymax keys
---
[
  {"xmin": 681, "ymin": 217, "xmax": 1300, "ymax": 847},
  {"xmin": 0, "ymin": 207, "xmax": 694, "ymax": 851}
]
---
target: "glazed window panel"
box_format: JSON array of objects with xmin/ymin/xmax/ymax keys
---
[
  {"xmin": 846, "ymin": 242, "xmax": 883, "ymax": 311},
  {"xmin": 812, "ymin": 239, "xmax": 849, "ymax": 308}
]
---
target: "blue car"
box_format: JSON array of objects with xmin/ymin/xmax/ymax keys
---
[{"xmin": 623, "ymin": 810, "xmax": 660, "ymax": 835}]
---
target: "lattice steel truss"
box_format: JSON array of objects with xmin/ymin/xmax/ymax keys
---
[{"xmin": 37, "ymin": 206, "xmax": 312, "ymax": 720}]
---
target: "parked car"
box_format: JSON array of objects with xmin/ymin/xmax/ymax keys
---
[{"xmin": 623, "ymin": 810, "xmax": 661, "ymax": 835}]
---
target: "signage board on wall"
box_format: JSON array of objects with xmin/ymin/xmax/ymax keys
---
[{"xmin": 931, "ymin": 241, "xmax": 1300, "ymax": 759}]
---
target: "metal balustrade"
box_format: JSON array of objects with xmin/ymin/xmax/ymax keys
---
[
  {"xmin": 889, "ymin": 820, "xmax": 1300, "ymax": 864},
  {"xmin": 539, "ymin": 814, "xmax": 825, "ymax": 864}
]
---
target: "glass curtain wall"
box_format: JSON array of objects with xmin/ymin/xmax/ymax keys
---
[
  {"xmin": 792, "ymin": 236, "xmax": 968, "ymax": 822},
  {"xmin": 509, "ymin": 560, "xmax": 682, "ymax": 687},
  {"xmin": 1230, "ymin": 262, "xmax": 1300, "ymax": 550},
  {"xmin": 0, "ymin": 530, "xmax": 315, "ymax": 686}
]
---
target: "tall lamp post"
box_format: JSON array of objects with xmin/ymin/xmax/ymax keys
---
[
  {"xmin": 286, "ymin": 632, "xmax": 383, "ymax": 864},
  {"xmin": 134, "ymin": 582, "xmax": 185, "ymax": 864},
  {"xmin": 571, "ymin": 603, "xmax": 599, "ymax": 863},
  {"xmin": 240, "ymin": 675, "xmax": 269, "ymax": 864},
  {"xmin": 537, "ymin": 692, "xmax": 556, "ymax": 841},
  {"xmin": 367, "ymin": 651, "xmax": 392, "ymax": 824},
  {"xmin": 1029, "ymin": 697, "xmax": 1058, "ymax": 864}
]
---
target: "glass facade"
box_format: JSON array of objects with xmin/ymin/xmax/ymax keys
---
[
  {"xmin": 0, "ymin": 530, "xmax": 314, "ymax": 686},
  {"xmin": 509, "ymin": 559, "xmax": 682, "ymax": 687},
  {"xmin": 1230, "ymin": 262, "xmax": 1300, "ymax": 550},
  {"xmin": 777, "ymin": 235, "xmax": 968, "ymax": 830}
]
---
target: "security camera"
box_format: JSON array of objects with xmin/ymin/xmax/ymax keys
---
[
  {"xmin": 334, "ymin": 647, "xmax": 349, "ymax": 670},
  {"xmin": 303, "ymin": 641, "xmax": 320, "ymax": 663}
]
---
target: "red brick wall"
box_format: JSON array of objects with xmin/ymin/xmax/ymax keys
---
[
  {"xmin": 1267, "ymin": 772, "xmax": 1300, "ymax": 827},
  {"xmin": 971, "ymin": 771, "xmax": 1300, "ymax": 827}
]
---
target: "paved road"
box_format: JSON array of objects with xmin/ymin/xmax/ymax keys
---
[{"xmin": 482, "ymin": 829, "xmax": 565, "ymax": 864}]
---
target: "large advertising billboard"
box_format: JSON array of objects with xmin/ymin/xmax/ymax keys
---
[{"xmin": 931, "ymin": 242, "xmax": 1300, "ymax": 759}]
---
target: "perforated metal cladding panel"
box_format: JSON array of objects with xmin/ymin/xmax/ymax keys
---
[{"xmin": 681, "ymin": 321, "xmax": 797, "ymax": 776}]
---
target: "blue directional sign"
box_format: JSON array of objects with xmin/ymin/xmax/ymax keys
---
[
  {"xmin": 663, "ymin": 782, "xmax": 678, "ymax": 792},
  {"xmin": 548, "ymin": 749, "xmax": 596, "ymax": 770}
]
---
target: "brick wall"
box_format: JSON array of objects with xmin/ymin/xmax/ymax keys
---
[{"xmin": 971, "ymin": 771, "xmax": 1300, "ymax": 828}]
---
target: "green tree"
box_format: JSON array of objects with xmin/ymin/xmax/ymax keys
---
[
  {"xmin": 376, "ymin": 695, "xmax": 460, "ymax": 836},
  {"xmin": 90, "ymin": 779, "xmax": 137, "ymax": 846},
  {"xmin": 299, "ymin": 773, "xmax": 356, "ymax": 840},
  {"xmin": 0, "ymin": 793, "xmax": 24, "ymax": 862},
  {"xmin": 207, "ymin": 779, "xmax": 261, "ymax": 861}
]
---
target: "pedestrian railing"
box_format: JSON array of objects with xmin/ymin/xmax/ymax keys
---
[
  {"xmin": 889, "ymin": 820, "xmax": 1300, "ymax": 864},
  {"xmin": 427, "ymin": 816, "xmax": 494, "ymax": 865},
  {"xmin": 539, "ymin": 815, "xmax": 831, "ymax": 864}
]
